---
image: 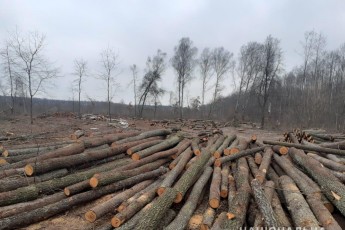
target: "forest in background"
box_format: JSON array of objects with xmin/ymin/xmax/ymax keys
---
[{"xmin": 1, "ymin": 29, "xmax": 345, "ymax": 131}]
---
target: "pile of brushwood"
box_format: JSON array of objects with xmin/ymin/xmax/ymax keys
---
[{"xmin": 0, "ymin": 128, "xmax": 345, "ymax": 230}]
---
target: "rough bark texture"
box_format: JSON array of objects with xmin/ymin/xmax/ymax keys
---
[
  {"xmin": 255, "ymin": 147, "xmax": 274, "ymax": 183},
  {"xmin": 126, "ymin": 139, "xmax": 164, "ymax": 155},
  {"xmin": 133, "ymin": 187, "xmax": 177, "ymax": 230},
  {"xmin": 192, "ymin": 138, "xmax": 201, "ymax": 156},
  {"xmin": 251, "ymin": 179, "xmax": 279, "ymax": 227},
  {"xmin": 279, "ymin": 175, "xmax": 319, "ymax": 228},
  {"xmin": 320, "ymin": 140, "xmax": 345, "ymax": 150},
  {"xmin": 131, "ymin": 135, "xmax": 183, "ymax": 160},
  {"xmin": 263, "ymin": 140, "xmax": 345, "ymax": 156},
  {"xmin": 213, "ymin": 134, "xmax": 236, "ymax": 158},
  {"xmin": 272, "ymin": 145, "xmax": 288, "ymax": 155},
  {"xmin": 172, "ymin": 139, "xmax": 192, "ymax": 159},
  {"xmin": 209, "ymin": 166, "xmax": 221, "ymax": 208},
  {"xmin": 164, "ymin": 167, "xmax": 213, "ymax": 230},
  {"xmin": 201, "ymin": 207, "xmax": 215, "ymax": 230},
  {"xmin": 307, "ymin": 152, "xmax": 345, "ymax": 172},
  {"xmin": 157, "ymin": 148, "xmax": 193, "ymax": 196},
  {"xmin": 224, "ymin": 138, "xmax": 239, "ymax": 155},
  {"xmin": 0, "ymin": 167, "xmax": 167, "ymax": 229},
  {"xmin": 113, "ymin": 129, "xmax": 171, "ymax": 146},
  {"xmin": 214, "ymin": 146, "xmax": 265, "ymax": 167},
  {"xmin": 289, "ymin": 147, "xmax": 345, "ymax": 216},
  {"xmin": 271, "ymin": 191, "xmax": 292, "ymax": 227},
  {"xmin": 210, "ymin": 212, "xmax": 227, "ymax": 230},
  {"xmin": 220, "ymin": 162, "xmax": 230, "ymax": 198},
  {"xmin": 82, "ymin": 131, "xmax": 140, "ymax": 148}
]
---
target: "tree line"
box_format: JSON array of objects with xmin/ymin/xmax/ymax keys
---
[{"xmin": 1, "ymin": 28, "xmax": 345, "ymax": 130}]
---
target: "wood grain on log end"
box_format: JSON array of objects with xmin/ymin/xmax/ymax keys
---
[
  {"xmin": 111, "ymin": 216, "xmax": 123, "ymax": 227},
  {"xmin": 209, "ymin": 198, "xmax": 220, "ymax": 208},
  {"xmin": 220, "ymin": 189, "xmax": 228, "ymax": 198},
  {"xmin": 24, "ymin": 164, "xmax": 34, "ymax": 176},
  {"xmin": 157, "ymin": 187, "xmax": 165, "ymax": 196},
  {"xmin": 214, "ymin": 159, "xmax": 221, "ymax": 167},
  {"xmin": 214, "ymin": 151, "xmax": 221, "ymax": 159},
  {"xmin": 194, "ymin": 149, "xmax": 201, "ymax": 156},
  {"xmin": 0, "ymin": 158, "xmax": 8, "ymax": 165},
  {"xmin": 174, "ymin": 192, "xmax": 183, "ymax": 203},
  {"xmin": 2, "ymin": 150, "xmax": 8, "ymax": 157},
  {"xmin": 230, "ymin": 148, "xmax": 240, "ymax": 155},
  {"xmin": 64, "ymin": 188, "xmax": 70, "ymax": 196},
  {"xmin": 85, "ymin": 210, "xmax": 97, "ymax": 223},
  {"xmin": 89, "ymin": 177, "xmax": 98, "ymax": 188},
  {"xmin": 131, "ymin": 153, "xmax": 140, "ymax": 161},
  {"xmin": 126, "ymin": 149, "xmax": 133, "ymax": 155}
]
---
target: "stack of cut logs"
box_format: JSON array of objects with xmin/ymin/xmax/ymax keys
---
[{"xmin": 1, "ymin": 128, "xmax": 345, "ymax": 230}]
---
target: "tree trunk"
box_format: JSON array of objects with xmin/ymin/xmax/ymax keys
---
[
  {"xmin": 213, "ymin": 135, "xmax": 236, "ymax": 158},
  {"xmin": 131, "ymin": 135, "xmax": 183, "ymax": 160},
  {"xmin": 70, "ymin": 130, "xmax": 84, "ymax": 140},
  {"xmin": 0, "ymin": 167, "xmax": 167, "ymax": 230},
  {"xmin": 220, "ymin": 162, "xmax": 230, "ymax": 198},
  {"xmin": 82, "ymin": 131, "xmax": 140, "ymax": 148},
  {"xmin": 162, "ymin": 167, "xmax": 213, "ymax": 230},
  {"xmin": 113, "ymin": 129, "xmax": 171, "ymax": 146},
  {"xmin": 209, "ymin": 167, "xmax": 221, "ymax": 208},
  {"xmin": 272, "ymin": 145, "xmax": 288, "ymax": 155},
  {"xmin": 134, "ymin": 187, "xmax": 177, "ymax": 230},
  {"xmin": 172, "ymin": 139, "xmax": 191, "ymax": 159},
  {"xmin": 271, "ymin": 191, "xmax": 292, "ymax": 227},
  {"xmin": 289, "ymin": 147, "xmax": 345, "ymax": 216},
  {"xmin": 320, "ymin": 140, "xmax": 345, "ymax": 150},
  {"xmin": 201, "ymin": 207, "xmax": 215, "ymax": 230},
  {"xmin": 2, "ymin": 144, "xmax": 68, "ymax": 157},
  {"xmin": 210, "ymin": 212, "xmax": 227, "ymax": 230},
  {"xmin": 307, "ymin": 152, "xmax": 345, "ymax": 172},
  {"xmin": 157, "ymin": 148, "xmax": 193, "ymax": 196},
  {"xmin": 223, "ymin": 139, "xmax": 239, "ymax": 155},
  {"xmin": 279, "ymin": 175, "xmax": 320, "ymax": 228},
  {"xmin": 263, "ymin": 140, "xmax": 345, "ymax": 156},
  {"xmin": 191, "ymin": 138, "xmax": 201, "ymax": 155},
  {"xmin": 228, "ymin": 174, "xmax": 236, "ymax": 208},
  {"xmin": 214, "ymin": 146, "xmax": 265, "ymax": 167},
  {"xmin": 126, "ymin": 139, "xmax": 164, "ymax": 155},
  {"xmin": 251, "ymin": 179, "xmax": 279, "ymax": 227},
  {"xmin": 85, "ymin": 180, "xmax": 153, "ymax": 223},
  {"xmin": 255, "ymin": 147, "xmax": 274, "ymax": 183}
]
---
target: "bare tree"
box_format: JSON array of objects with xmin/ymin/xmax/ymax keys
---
[
  {"xmin": 0, "ymin": 42, "xmax": 17, "ymax": 115},
  {"xmin": 256, "ymin": 35, "xmax": 283, "ymax": 128},
  {"xmin": 73, "ymin": 58, "xmax": 87, "ymax": 119},
  {"xmin": 9, "ymin": 29, "xmax": 58, "ymax": 124},
  {"xmin": 129, "ymin": 64, "xmax": 139, "ymax": 117},
  {"xmin": 99, "ymin": 47, "xmax": 120, "ymax": 122},
  {"xmin": 209, "ymin": 47, "xmax": 235, "ymax": 118},
  {"xmin": 138, "ymin": 49, "xmax": 166, "ymax": 117},
  {"xmin": 199, "ymin": 48, "xmax": 213, "ymax": 117},
  {"xmin": 171, "ymin": 37, "xmax": 198, "ymax": 119}
]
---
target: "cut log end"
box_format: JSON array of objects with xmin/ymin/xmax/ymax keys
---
[
  {"xmin": 214, "ymin": 159, "xmax": 221, "ymax": 167},
  {"xmin": 157, "ymin": 187, "xmax": 166, "ymax": 196},
  {"xmin": 89, "ymin": 177, "xmax": 98, "ymax": 188},
  {"xmin": 213, "ymin": 151, "xmax": 221, "ymax": 159},
  {"xmin": 85, "ymin": 210, "xmax": 97, "ymax": 223},
  {"xmin": 230, "ymin": 148, "xmax": 240, "ymax": 155},
  {"xmin": 209, "ymin": 198, "xmax": 220, "ymax": 208},
  {"xmin": 174, "ymin": 192, "xmax": 183, "ymax": 203},
  {"xmin": 279, "ymin": 146, "xmax": 288, "ymax": 155},
  {"xmin": 126, "ymin": 149, "xmax": 133, "ymax": 155},
  {"xmin": 169, "ymin": 163, "xmax": 176, "ymax": 170},
  {"xmin": 224, "ymin": 149, "xmax": 230, "ymax": 155},
  {"xmin": 251, "ymin": 135, "xmax": 257, "ymax": 143},
  {"xmin": 117, "ymin": 204, "xmax": 126, "ymax": 212},
  {"xmin": 131, "ymin": 153, "xmax": 140, "ymax": 161},
  {"xmin": 0, "ymin": 158, "xmax": 8, "ymax": 165},
  {"xmin": 111, "ymin": 216, "xmax": 123, "ymax": 228},
  {"xmin": 194, "ymin": 149, "xmax": 201, "ymax": 156},
  {"xmin": 220, "ymin": 189, "xmax": 228, "ymax": 198},
  {"xmin": 24, "ymin": 164, "xmax": 34, "ymax": 176},
  {"xmin": 64, "ymin": 188, "xmax": 70, "ymax": 196},
  {"xmin": 227, "ymin": 212, "xmax": 236, "ymax": 220}
]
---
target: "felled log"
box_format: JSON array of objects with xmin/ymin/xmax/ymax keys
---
[
  {"xmin": 254, "ymin": 152, "xmax": 262, "ymax": 164},
  {"xmin": 0, "ymin": 168, "xmax": 68, "ymax": 192},
  {"xmin": 289, "ymin": 147, "xmax": 345, "ymax": 216},
  {"xmin": 157, "ymin": 148, "xmax": 193, "ymax": 196},
  {"xmin": 85, "ymin": 180, "xmax": 153, "ymax": 223},
  {"xmin": 113, "ymin": 129, "xmax": 171, "ymax": 146},
  {"xmin": 0, "ymin": 140, "xmax": 75, "ymax": 152},
  {"xmin": 251, "ymin": 179, "xmax": 279, "ymax": 227},
  {"xmin": 0, "ymin": 157, "xmax": 132, "ymax": 206},
  {"xmin": 209, "ymin": 166, "xmax": 221, "ymax": 208},
  {"xmin": 214, "ymin": 146, "xmax": 265, "ymax": 167},
  {"xmin": 90, "ymin": 159, "xmax": 169, "ymax": 188},
  {"xmin": 2, "ymin": 144, "xmax": 67, "ymax": 157},
  {"xmin": 191, "ymin": 138, "xmax": 201, "ymax": 155},
  {"xmin": 331, "ymin": 170, "xmax": 345, "ymax": 182},
  {"xmin": 186, "ymin": 156, "xmax": 198, "ymax": 169},
  {"xmin": 0, "ymin": 167, "xmax": 168, "ymax": 229},
  {"xmin": 201, "ymin": 207, "xmax": 215, "ymax": 230},
  {"xmin": 272, "ymin": 145, "xmax": 288, "ymax": 155},
  {"xmin": 307, "ymin": 152, "xmax": 345, "ymax": 172},
  {"xmin": 164, "ymin": 167, "xmax": 213, "ymax": 230},
  {"xmin": 255, "ymin": 147, "xmax": 274, "ymax": 183},
  {"xmin": 246, "ymin": 156, "xmax": 259, "ymax": 177},
  {"xmin": 133, "ymin": 187, "xmax": 178, "ymax": 230},
  {"xmin": 220, "ymin": 162, "xmax": 230, "ymax": 198},
  {"xmin": 188, "ymin": 189, "xmax": 209, "ymax": 230},
  {"xmin": 70, "ymin": 130, "xmax": 84, "ymax": 140},
  {"xmin": 210, "ymin": 212, "xmax": 227, "ymax": 230},
  {"xmin": 228, "ymin": 174, "xmax": 236, "ymax": 207},
  {"xmin": 279, "ymin": 175, "xmax": 320, "ymax": 228},
  {"xmin": 172, "ymin": 139, "xmax": 192, "ymax": 159},
  {"xmin": 131, "ymin": 135, "xmax": 183, "ymax": 160},
  {"xmin": 82, "ymin": 131, "xmax": 140, "ymax": 148},
  {"xmin": 223, "ymin": 138, "xmax": 239, "ymax": 155},
  {"xmin": 287, "ymin": 132, "xmax": 299, "ymax": 143},
  {"xmin": 271, "ymin": 191, "xmax": 292, "ymax": 227},
  {"xmin": 126, "ymin": 139, "xmax": 164, "ymax": 155},
  {"xmin": 263, "ymin": 140, "xmax": 345, "ymax": 156},
  {"xmin": 320, "ymin": 140, "xmax": 345, "ymax": 150},
  {"xmin": 213, "ymin": 134, "xmax": 236, "ymax": 158}
]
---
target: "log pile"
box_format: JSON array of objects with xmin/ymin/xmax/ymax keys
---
[{"xmin": 1, "ymin": 126, "xmax": 345, "ymax": 230}]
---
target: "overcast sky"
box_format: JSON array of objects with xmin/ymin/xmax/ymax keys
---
[{"xmin": 1, "ymin": 0, "xmax": 345, "ymax": 105}]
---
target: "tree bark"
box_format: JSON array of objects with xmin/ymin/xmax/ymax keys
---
[
  {"xmin": 271, "ymin": 191, "xmax": 292, "ymax": 227},
  {"xmin": 279, "ymin": 175, "xmax": 320, "ymax": 228},
  {"xmin": 85, "ymin": 180, "xmax": 153, "ymax": 223},
  {"xmin": 157, "ymin": 148, "xmax": 193, "ymax": 196},
  {"xmin": 272, "ymin": 145, "xmax": 288, "ymax": 155},
  {"xmin": 126, "ymin": 139, "xmax": 164, "ymax": 155},
  {"xmin": 307, "ymin": 152, "xmax": 345, "ymax": 172},
  {"xmin": 213, "ymin": 134, "xmax": 236, "ymax": 158},
  {"xmin": 289, "ymin": 147, "xmax": 345, "ymax": 216},
  {"xmin": 82, "ymin": 131, "xmax": 140, "ymax": 148},
  {"xmin": 263, "ymin": 140, "xmax": 345, "ymax": 156},
  {"xmin": 255, "ymin": 147, "xmax": 274, "ymax": 183},
  {"xmin": 224, "ymin": 138, "xmax": 239, "ymax": 155},
  {"xmin": 133, "ymin": 187, "xmax": 178, "ymax": 230},
  {"xmin": 164, "ymin": 167, "xmax": 213, "ymax": 230},
  {"xmin": 0, "ymin": 167, "xmax": 167, "ymax": 230},
  {"xmin": 214, "ymin": 146, "xmax": 265, "ymax": 167},
  {"xmin": 220, "ymin": 162, "xmax": 230, "ymax": 198},
  {"xmin": 131, "ymin": 135, "xmax": 183, "ymax": 160},
  {"xmin": 251, "ymin": 179, "xmax": 279, "ymax": 227},
  {"xmin": 209, "ymin": 166, "xmax": 221, "ymax": 208},
  {"xmin": 201, "ymin": 207, "xmax": 215, "ymax": 230},
  {"xmin": 320, "ymin": 140, "xmax": 345, "ymax": 150},
  {"xmin": 113, "ymin": 129, "xmax": 172, "ymax": 146},
  {"xmin": 191, "ymin": 138, "xmax": 201, "ymax": 155},
  {"xmin": 172, "ymin": 139, "xmax": 192, "ymax": 159}
]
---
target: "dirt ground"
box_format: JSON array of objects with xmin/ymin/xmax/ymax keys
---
[{"xmin": 0, "ymin": 114, "xmax": 282, "ymax": 230}]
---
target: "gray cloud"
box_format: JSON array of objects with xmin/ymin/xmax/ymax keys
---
[{"xmin": 1, "ymin": 0, "xmax": 344, "ymax": 105}]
